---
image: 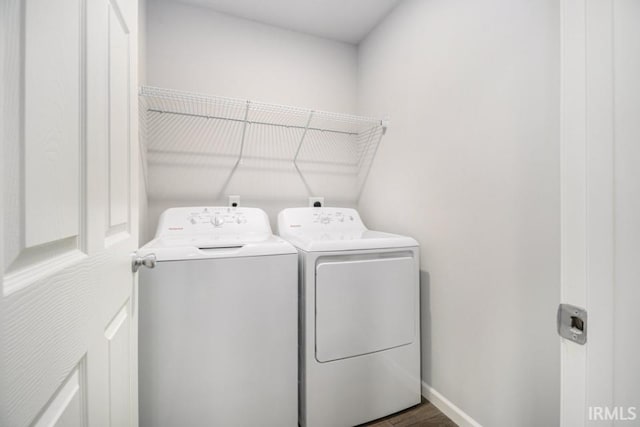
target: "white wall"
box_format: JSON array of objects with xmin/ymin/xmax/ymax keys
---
[
  {"xmin": 146, "ymin": 0, "xmax": 357, "ymax": 112},
  {"xmin": 356, "ymin": 1, "xmax": 560, "ymax": 426},
  {"xmin": 613, "ymin": 0, "xmax": 640, "ymax": 414},
  {"xmin": 143, "ymin": 0, "xmax": 358, "ymax": 237}
]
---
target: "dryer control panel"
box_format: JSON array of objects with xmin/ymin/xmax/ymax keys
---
[
  {"xmin": 277, "ymin": 207, "xmax": 366, "ymax": 232},
  {"xmin": 156, "ymin": 207, "xmax": 272, "ymax": 238}
]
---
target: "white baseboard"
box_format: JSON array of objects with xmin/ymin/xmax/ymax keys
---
[{"xmin": 421, "ymin": 381, "xmax": 482, "ymax": 427}]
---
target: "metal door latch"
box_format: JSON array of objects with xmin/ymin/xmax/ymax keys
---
[
  {"xmin": 132, "ymin": 253, "xmax": 156, "ymax": 273},
  {"xmin": 557, "ymin": 303, "xmax": 587, "ymax": 345}
]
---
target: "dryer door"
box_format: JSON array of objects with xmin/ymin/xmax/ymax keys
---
[{"xmin": 315, "ymin": 254, "xmax": 416, "ymax": 362}]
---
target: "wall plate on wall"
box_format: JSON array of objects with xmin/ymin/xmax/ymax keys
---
[
  {"xmin": 228, "ymin": 195, "xmax": 240, "ymax": 207},
  {"xmin": 309, "ymin": 197, "xmax": 324, "ymax": 208}
]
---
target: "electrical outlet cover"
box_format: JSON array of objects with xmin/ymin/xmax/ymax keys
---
[{"xmin": 309, "ymin": 197, "xmax": 324, "ymax": 208}]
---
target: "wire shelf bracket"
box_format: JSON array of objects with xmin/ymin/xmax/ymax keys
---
[
  {"xmin": 216, "ymin": 100, "xmax": 250, "ymax": 199},
  {"xmin": 293, "ymin": 111, "xmax": 315, "ymax": 196}
]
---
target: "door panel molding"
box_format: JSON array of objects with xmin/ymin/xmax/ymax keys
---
[
  {"xmin": 105, "ymin": 301, "xmax": 132, "ymax": 427},
  {"xmin": 3, "ymin": 0, "xmax": 88, "ymax": 295},
  {"xmin": 2, "ymin": 255, "xmax": 95, "ymax": 426},
  {"xmin": 106, "ymin": 1, "xmax": 132, "ymax": 242},
  {"xmin": 23, "ymin": 0, "xmax": 86, "ymax": 249},
  {"xmin": 33, "ymin": 359, "xmax": 88, "ymax": 427},
  {"xmin": 3, "ymin": 242, "xmax": 86, "ymax": 296}
]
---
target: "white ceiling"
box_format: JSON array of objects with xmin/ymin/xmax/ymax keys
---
[{"xmin": 174, "ymin": 0, "xmax": 400, "ymax": 44}]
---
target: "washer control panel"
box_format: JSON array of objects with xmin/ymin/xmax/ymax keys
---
[
  {"xmin": 278, "ymin": 207, "xmax": 366, "ymax": 232},
  {"xmin": 156, "ymin": 207, "xmax": 272, "ymax": 237}
]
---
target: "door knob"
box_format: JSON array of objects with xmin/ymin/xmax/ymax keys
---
[{"xmin": 132, "ymin": 253, "xmax": 156, "ymax": 273}]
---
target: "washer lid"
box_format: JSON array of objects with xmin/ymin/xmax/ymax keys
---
[
  {"xmin": 138, "ymin": 207, "xmax": 296, "ymax": 261},
  {"xmin": 277, "ymin": 207, "xmax": 418, "ymax": 252}
]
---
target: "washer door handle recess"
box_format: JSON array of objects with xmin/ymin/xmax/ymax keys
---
[{"xmin": 132, "ymin": 253, "xmax": 156, "ymax": 273}]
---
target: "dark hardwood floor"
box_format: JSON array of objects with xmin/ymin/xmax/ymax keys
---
[{"xmin": 359, "ymin": 398, "xmax": 458, "ymax": 427}]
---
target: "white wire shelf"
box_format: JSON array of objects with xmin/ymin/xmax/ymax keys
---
[{"xmin": 139, "ymin": 86, "xmax": 387, "ymax": 202}]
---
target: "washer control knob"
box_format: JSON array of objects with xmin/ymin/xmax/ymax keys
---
[
  {"xmin": 321, "ymin": 216, "xmax": 331, "ymax": 224},
  {"xmin": 212, "ymin": 215, "xmax": 224, "ymax": 227}
]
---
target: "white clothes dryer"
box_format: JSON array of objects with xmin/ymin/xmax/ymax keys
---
[
  {"xmin": 278, "ymin": 207, "xmax": 421, "ymax": 427},
  {"xmin": 138, "ymin": 207, "xmax": 297, "ymax": 427}
]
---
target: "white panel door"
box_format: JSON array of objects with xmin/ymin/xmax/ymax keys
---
[
  {"xmin": 560, "ymin": 0, "xmax": 640, "ymax": 425},
  {"xmin": 1, "ymin": 0, "xmax": 139, "ymax": 426}
]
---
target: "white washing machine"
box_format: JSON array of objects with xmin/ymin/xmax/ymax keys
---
[
  {"xmin": 277, "ymin": 207, "xmax": 421, "ymax": 427},
  {"xmin": 137, "ymin": 207, "xmax": 297, "ymax": 427}
]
